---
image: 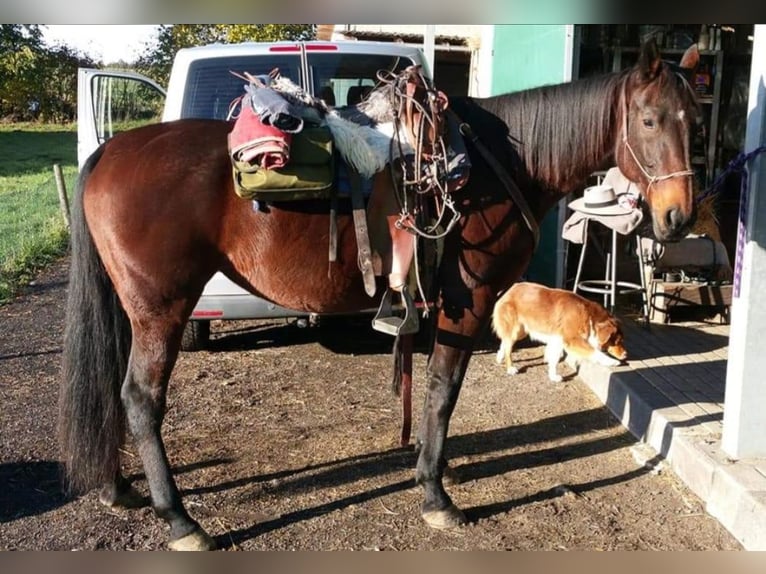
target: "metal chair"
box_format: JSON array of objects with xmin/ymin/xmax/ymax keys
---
[{"xmin": 572, "ymin": 218, "xmax": 650, "ymax": 325}]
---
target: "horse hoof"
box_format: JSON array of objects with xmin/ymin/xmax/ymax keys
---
[
  {"xmin": 422, "ymin": 504, "xmax": 467, "ymax": 529},
  {"xmin": 168, "ymin": 529, "xmax": 217, "ymax": 551},
  {"xmin": 98, "ymin": 485, "xmax": 146, "ymax": 510},
  {"xmin": 443, "ymin": 465, "xmax": 461, "ymax": 485}
]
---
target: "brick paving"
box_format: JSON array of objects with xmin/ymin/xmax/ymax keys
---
[{"xmin": 576, "ymin": 318, "xmax": 766, "ymax": 550}]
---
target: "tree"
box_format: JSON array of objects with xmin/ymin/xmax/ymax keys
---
[
  {"xmin": 0, "ymin": 25, "xmax": 44, "ymax": 119},
  {"xmin": 0, "ymin": 24, "xmax": 43, "ymax": 51},
  {"xmin": 38, "ymin": 45, "xmax": 96, "ymax": 122},
  {"xmin": 136, "ymin": 24, "xmax": 315, "ymax": 86},
  {"xmin": 0, "ymin": 25, "xmax": 95, "ymax": 122}
]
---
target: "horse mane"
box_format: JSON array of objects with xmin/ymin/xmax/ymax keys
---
[{"xmin": 479, "ymin": 71, "xmax": 629, "ymax": 193}]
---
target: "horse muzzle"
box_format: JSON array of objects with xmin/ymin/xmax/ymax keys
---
[
  {"xmin": 647, "ymin": 177, "xmax": 696, "ymax": 242},
  {"xmin": 653, "ymin": 202, "xmax": 696, "ymax": 242}
]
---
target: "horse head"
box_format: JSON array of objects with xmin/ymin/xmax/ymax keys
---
[{"xmin": 615, "ymin": 40, "xmax": 701, "ymax": 242}]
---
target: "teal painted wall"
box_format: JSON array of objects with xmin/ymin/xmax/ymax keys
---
[
  {"xmin": 491, "ymin": 25, "xmax": 568, "ymax": 93},
  {"xmin": 490, "ymin": 25, "xmax": 568, "ymax": 287}
]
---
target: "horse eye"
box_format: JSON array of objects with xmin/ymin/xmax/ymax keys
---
[{"xmin": 643, "ymin": 118, "xmax": 655, "ymax": 129}]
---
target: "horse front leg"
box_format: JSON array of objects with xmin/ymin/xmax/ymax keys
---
[
  {"xmin": 415, "ymin": 290, "xmax": 492, "ymax": 528},
  {"xmin": 121, "ymin": 322, "xmax": 216, "ymax": 551},
  {"xmin": 416, "ymin": 338, "xmax": 471, "ymax": 528}
]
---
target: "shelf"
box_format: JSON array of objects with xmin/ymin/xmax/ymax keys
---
[
  {"xmin": 649, "ymin": 281, "xmax": 731, "ymax": 324},
  {"xmin": 611, "ymin": 46, "xmax": 722, "ymax": 57}
]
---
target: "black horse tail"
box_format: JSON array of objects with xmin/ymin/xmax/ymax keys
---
[{"xmin": 59, "ymin": 146, "xmax": 132, "ymax": 495}]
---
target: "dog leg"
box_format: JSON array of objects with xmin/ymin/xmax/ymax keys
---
[
  {"xmin": 564, "ymin": 353, "xmax": 581, "ymax": 372},
  {"xmin": 544, "ymin": 339, "xmax": 564, "ymax": 383},
  {"xmin": 502, "ymin": 339, "xmax": 520, "ymax": 375},
  {"xmin": 496, "ymin": 339, "xmax": 520, "ymax": 375},
  {"xmin": 566, "ymin": 338, "xmax": 622, "ymax": 369},
  {"xmin": 495, "ymin": 341, "xmax": 506, "ymax": 365},
  {"xmin": 592, "ymin": 350, "xmax": 622, "ymax": 367}
]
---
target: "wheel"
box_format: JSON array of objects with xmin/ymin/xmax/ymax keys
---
[{"xmin": 181, "ymin": 320, "xmax": 211, "ymax": 352}]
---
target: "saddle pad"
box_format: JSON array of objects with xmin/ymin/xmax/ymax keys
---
[{"xmin": 233, "ymin": 126, "xmax": 335, "ymax": 201}]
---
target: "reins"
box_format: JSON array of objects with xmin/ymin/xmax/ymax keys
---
[{"xmin": 619, "ymin": 75, "xmax": 694, "ymax": 193}]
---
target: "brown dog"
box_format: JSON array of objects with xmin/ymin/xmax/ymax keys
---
[{"xmin": 491, "ymin": 282, "xmax": 628, "ymax": 382}]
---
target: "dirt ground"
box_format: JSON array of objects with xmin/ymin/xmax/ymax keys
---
[{"xmin": 0, "ymin": 257, "xmax": 742, "ymax": 550}]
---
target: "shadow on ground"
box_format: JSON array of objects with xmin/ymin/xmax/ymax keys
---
[{"xmin": 0, "ymin": 461, "xmax": 67, "ymax": 522}]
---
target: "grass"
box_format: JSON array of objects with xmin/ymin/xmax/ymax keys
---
[{"xmin": 0, "ymin": 123, "xmax": 77, "ymax": 303}]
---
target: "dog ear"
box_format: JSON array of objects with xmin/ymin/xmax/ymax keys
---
[{"xmin": 594, "ymin": 318, "xmax": 618, "ymax": 345}]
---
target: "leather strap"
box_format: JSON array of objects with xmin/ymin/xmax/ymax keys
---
[
  {"xmin": 398, "ymin": 333, "xmax": 414, "ymax": 446},
  {"xmin": 328, "ymin": 188, "xmax": 338, "ymax": 263},
  {"xmin": 349, "ymin": 170, "xmax": 377, "ymax": 297},
  {"xmin": 457, "ymin": 118, "xmax": 540, "ymax": 250}
]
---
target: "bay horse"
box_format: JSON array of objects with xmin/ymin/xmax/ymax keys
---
[{"xmin": 60, "ymin": 40, "xmax": 700, "ymax": 550}]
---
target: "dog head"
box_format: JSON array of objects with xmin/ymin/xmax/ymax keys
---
[{"xmin": 594, "ymin": 317, "xmax": 628, "ymax": 361}]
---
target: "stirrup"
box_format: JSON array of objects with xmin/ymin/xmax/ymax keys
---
[{"xmin": 372, "ymin": 287, "xmax": 420, "ymax": 336}]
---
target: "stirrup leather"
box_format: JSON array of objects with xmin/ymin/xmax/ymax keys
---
[{"xmin": 371, "ymin": 287, "xmax": 420, "ymax": 336}]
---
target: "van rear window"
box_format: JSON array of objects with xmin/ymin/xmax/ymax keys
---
[
  {"xmin": 307, "ymin": 53, "xmax": 416, "ymax": 107},
  {"xmin": 181, "ymin": 51, "xmax": 418, "ymax": 119},
  {"xmin": 181, "ymin": 55, "xmax": 301, "ymax": 120}
]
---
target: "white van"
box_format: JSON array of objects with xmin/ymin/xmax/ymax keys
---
[{"xmin": 78, "ymin": 40, "xmax": 429, "ymax": 350}]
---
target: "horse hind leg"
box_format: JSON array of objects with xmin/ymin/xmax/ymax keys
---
[
  {"xmin": 121, "ymin": 320, "xmax": 216, "ymax": 551},
  {"xmin": 98, "ymin": 472, "xmax": 146, "ymax": 510}
]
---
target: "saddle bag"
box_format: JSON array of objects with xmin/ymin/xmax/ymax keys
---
[{"xmin": 232, "ymin": 125, "xmax": 335, "ymax": 202}]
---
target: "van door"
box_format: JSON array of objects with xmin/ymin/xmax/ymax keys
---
[{"xmin": 77, "ymin": 68, "xmax": 166, "ymax": 168}]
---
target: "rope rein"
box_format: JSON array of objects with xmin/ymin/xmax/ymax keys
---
[{"xmin": 697, "ymin": 145, "xmax": 766, "ymax": 203}]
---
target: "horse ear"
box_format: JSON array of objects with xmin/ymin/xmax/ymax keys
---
[
  {"xmin": 435, "ymin": 90, "xmax": 449, "ymax": 112},
  {"xmin": 679, "ymin": 43, "xmax": 700, "ymax": 71},
  {"xmin": 637, "ymin": 39, "xmax": 662, "ymax": 81}
]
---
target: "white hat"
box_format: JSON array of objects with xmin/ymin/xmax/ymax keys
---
[{"xmin": 568, "ymin": 184, "xmax": 633, "ymax": 216}]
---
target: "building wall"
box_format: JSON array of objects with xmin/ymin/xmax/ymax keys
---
[{"xmin": 490, "ymin": 25, "xmax": 569, "ymax": 93}]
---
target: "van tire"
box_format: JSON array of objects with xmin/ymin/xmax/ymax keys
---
[{"xmin": 181, "ymin": 320, "xmax": 211, "ymax": 352}]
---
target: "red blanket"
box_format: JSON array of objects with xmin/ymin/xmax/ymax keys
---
[{"xmin": 228, "ymin": 103, "xmax": 292, "ymax": 170}]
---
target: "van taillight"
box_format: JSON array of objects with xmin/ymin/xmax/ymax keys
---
[
  {"xmin": 305, "ymin": 44, "xmax": 338, "ymax": 51},
  {"xmin": 192, "ymin": 310, "xmax": 224, "ymax": 318},
  {"xmin": 269, "ymin": 45, "xmax": 301, "ymax": 52}
]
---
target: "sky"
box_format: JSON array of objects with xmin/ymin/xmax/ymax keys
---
[{"xmin": 42, "ymin": 25, "xmax": 160, "ymax": 64}]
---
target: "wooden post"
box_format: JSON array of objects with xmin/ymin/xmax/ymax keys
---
[{"xmin": 53, "ymin": 164, "xmax": 70, "ymax": 229}]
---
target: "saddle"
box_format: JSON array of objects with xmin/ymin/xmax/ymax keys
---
[{"xmin": 227, "ymin": 66, "xmax": 471, "ymax": 336}]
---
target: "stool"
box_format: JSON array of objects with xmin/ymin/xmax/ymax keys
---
[{"xmin": 572, "ymin": 218, "xmax": 650, "ymax": 325}]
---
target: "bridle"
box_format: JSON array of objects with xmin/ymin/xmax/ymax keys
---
[
  {"xmin": 382, "ymin": 66, "xmax": 450, "ymax": 191},
  {"xmin": 380, "ymin": 66, "xmax": 461, "ymax": 241},
  {"xmin": 619, "ymin": 74, "xmax": 695, "ymax": 194}
]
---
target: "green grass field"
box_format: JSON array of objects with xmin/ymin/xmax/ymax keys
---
[{"xmin": 0, "ymin": 123, "xmax": 78, "ymax": 303}]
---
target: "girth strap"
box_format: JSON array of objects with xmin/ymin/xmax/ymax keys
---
[{"xmin": 457, "ymin": 119, "xmax": 540, "ymax": 250}]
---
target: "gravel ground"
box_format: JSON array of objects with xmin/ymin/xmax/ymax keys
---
[{"xmin": 0, "ymin": 257, "xmax": 741, "ymax": 550}]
